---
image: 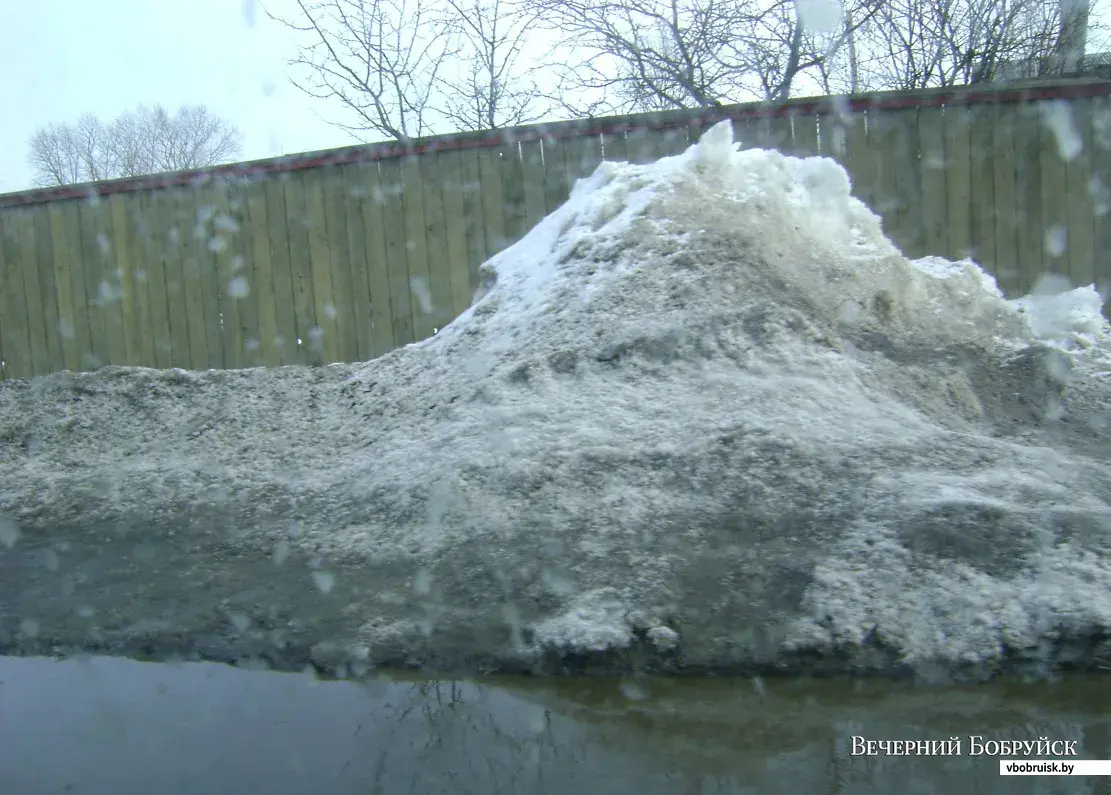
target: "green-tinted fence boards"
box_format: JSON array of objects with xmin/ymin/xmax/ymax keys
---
[{"xmin": 3, "ymin": 83, "xmax": 1111, "ymax": 380}]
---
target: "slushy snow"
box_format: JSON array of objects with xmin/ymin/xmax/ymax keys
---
[{"xmin": 3, "ymin": 120, "xmax": 1110, "ymax": 679}]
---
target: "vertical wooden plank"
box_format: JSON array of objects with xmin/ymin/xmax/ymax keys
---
[
  {"xmin": 1058, "ymin": 98, "xmax": 1096, "ymax": 290},
  {"xmin": 123, "ymin": 194, "xmax": 158, "ymax": 368},
  {"xmin": 107, "ymin": 195, "xmax": 140, "ymax": 366},
  {"xmin": 561, "ymin": 132, "xmax": 604, "ymax": 192},
  {"xmin": 625, "ymin": 126, "xmax": 689, "ymax": 164},
  {"xmin": 337, "ymin": 164, "xmax": 374, "ymax": 361},
  {"xmin": 765, "ymin": 115, "xmax": 794, "ymax": 153},
  {"xmin": 56, "ymin": 201, "xmax": 94, "ymax": 371},
  {"xmin": 45, "ymin": 203, "xmax": 81, "ymax": 372},
  {"xmin": 198, "ymin": 182, "xmax": 231, "ymax": 369},
  {"xmin": 437, "ymin": 149, "xmax": 475, "ymax": 318},
  {"xmin": 321, "ymin": 166, "xmax": 359, "ymax": 363},
  {"xmin": 891, "ymin": 108, "xmax": 923, "ymax": 259},
  {"xmin": 241, "ymin": 180, "xmax": 279, "ymax": 367},
  {"xmin": 174, "ymin": 187, "xmax": 213, "ymax": 370},
  {"xmin": 11, "ymin": 208, "xmax": 53, "ymax": 376},
  {"xmin": 206, "ymin": 179, "xmax": 246, "ymax": 370},
  {"xmin": 458, "ymin": 147, "xmax": 489, "ymax": 295},
  {"xmin": 520, "ymin": 139, "xmax": 548, "ymax": 233},
  {"xmin": 831, "ymin": 113, "xmax": 873, "ymax": 214},
  {"xmin": 133, "ymin": 192, "xmax": 174, "ymax": 370},
  {"xmin": 476, "ymin": 146, "xmax": 507, "ymax": 263},
  {"xmin": 788, "ymin": 115, "xmax": 820, "ymax": 157},
  {"xmin": 989, "ymin": 101, "xmax": 1021, "ymax": 296},
  {"xmin": 400, "ymin": 153, "xmax": 435, "ymax": 342},
  {"xmin": 222, "ymin": 180, "xmax": 262, "ymax": 367},
  {"xmin": 75, "ymin": 195, "xmax": 115, "ymax": 369},
  {"xmin": 378, "ymin": 158, "xmax": 415, "ymax": 347},
  {"xmin": 967, "ymin": 102, "xmax": 997, "ymax": 278},
  {"xmin": 866, "ymin": 109, "xmax": 906, "ymax": 246},
  {"xmin": 346, "ymin": 161, "xmax": 395, "ymax": 358},
  {"xmin": 417, "ymin": 151, "xmax": 456, "ymax": 335},
  {"xmin": 499, "ymin": 139, "xmax": 528, "ymax": 255},
  {"xmin": 282, "ymin": 172, "xmax": 319, "ymax": 364},
  {"xmin": 264, "ymin": 177, "xmax": 299, "ymax": 365},
  {"xmin": 0, "ymin": 212, "xmax": 33, "ymax": 378},
  {"xmin": 150, "ymin": 190, "xmax": 193, "ymax": 369},
  {"xmin": 303, "ymin": 169, "xmax": 342, "ymax": 363},
  {"xmin": 1037, "ymin": 100, "xmax": 1070, "ymax": 286},
  {"xmin": 601, "ymin": 128, "xmax": 628, "ymax": 162},
  {"xmin": 1087, "ymin": 96, "xmax": 1111, "ymax": 300},
  {"xmin": 917, "ymin": 106, "xmax": 948, "ymax": 260},
  {"xmin": 32, "ymin": 206, "xmax": 65, "ymax": 374},
  {"xmin": 1012, "ymin": 101, "xmax": 1044, "ymax": 292},
  {"xmin": 943, "ymin": 104, "xmax": 973, "ymax": 262},
  {"xmin": 541, "ymin": 134, "xmax": 572, "ymax": 215}
]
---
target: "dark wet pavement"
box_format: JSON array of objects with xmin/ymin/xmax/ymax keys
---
[{"xmin": 2, "ymin": 656, "xmax": 1110, "ymax": 794}]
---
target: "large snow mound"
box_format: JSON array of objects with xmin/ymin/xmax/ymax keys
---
[{"xmin": 1, "ymin": 120, "xmax": 1109, "ymax": 681}]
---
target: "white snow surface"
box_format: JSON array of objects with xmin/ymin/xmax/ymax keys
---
[{"xmin": 3, "ymin": 120, "xmax": 1110, "ymax": 678}]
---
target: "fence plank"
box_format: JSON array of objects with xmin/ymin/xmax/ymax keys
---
[
  {"xmin": 321, "ymin": 167, "xmax": 359, "ymax": 364},
  {"xmin": 867, "ymin": 109, "xmax": 908, "ymax": 248},
  {"xmin": 148, "ymin": 190, "xmax": 192, "ymax": 368},
  {"xmin": 0, "ymin": 212, "xmax": 33, "ymax": 378},
  {"xmin": 625, "ymin": 126, "xmax": 689, "ymax": 164},
  {"xmin": 916, "ymin": 108, "xmax": 947, "ymax": 263},
  {"xmin": 45, "ymin": 203, "xmax": 82, "ymax": 371},
  {"xmin": 1038, "ymin": 100, "xmax": 1071, "ymax": 284},
  {"xmin": 789, "ymin": 115, "xmax": 820, "ymax": 157},
  {"xmin": 459, "ymin": 147, "xmax": 489, "ymax": 293},
  {"xmin": 215, "ymin": 182, "xmax": 245, "ymax": 367},
  {"xmin": 32, "ymin": 206, "xmax": 65, "ymax": 372},
  {"xmin": 437, "ymin": 149, "xmax": 475, "ymax": 318},
  {"xmin": 76, "ymin": 197, "xmax": 117, "ymax": 368},
  {"xmin": 400, "ymin": 154, "xmax": 435, "ymax": 343},
  {"xmin": 378, "ymin": 158, "xmax": 415, "ymax": 347},
  {"xmin": 943, "ymin": 105, "xmax": 973, "ymax": 262},
  {"xmin": 123, "ymin": 194, "xmax": 158, "ymax": 367},
  {"xmin": 1062, "ymin": 99, "xmax": 1096, "ymax": 290},
  {"xmin": 239, "ymin": 180, "xmax": 276, "ymax": 367},
  {"xmin": 1090, "ymin": 96, "xmax": 1111, "ymax": 297},
  {"xmin": 417, "ymin": 152, "xmax": 455, "ymax": 334},
  {"xmin": 304, "ymin": 170, "xmax": 342, "ymax": 362},
  {"xmin": 498, "ymin": 141, "xmax": 528, "ymax": 256},
  {"xmin": 989, "ymin": 102, "xmax": 1020, "ymax": 295},
  {"xmin": 475, "ymin": 147, "xmax": 507, "ymax": 263},
  {"xmin": 562, "ymin": 132, "xmax": 604, "ymax": 191},
  {"xmin": 520, "ymin": 139, "xmax": 548, "ymax": 233},
  {"xmin": 347, "ymin": 162, "xmax": 395, "ymax": 357},
  {"xmin": 602, "ymin": 129, "xmax": 628, "ymax": 162},
  {"xmin": 263, "ymin": 179, "xmax": 298, "ymax": 365},
  {"xmin": 1012, "ymin": 102, "xmax": 1045, "ymax": 291},
  {"xmin": 282, "ymin": 172, "xmax": 320, "ymax": 363},
  {"xmin": 541, "ymin": 134, "xmax": 571, "ymax": 214},
  {"xmin": 968, "ymin": 103, "xmax": 997, "ymax": 273},
  {"xmin": 107, "ymin": 195, "xmax": 141, "ymax": 366}
]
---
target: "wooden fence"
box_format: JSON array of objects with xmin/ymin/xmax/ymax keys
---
[{"xmin": 1, "ymin": 78, "xmax": 1110, "ymax": 380}]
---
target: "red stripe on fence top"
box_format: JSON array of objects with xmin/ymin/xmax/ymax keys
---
[{"xmin": 2, "ymin": 78, "xmax": 1109, "ymax": 209}]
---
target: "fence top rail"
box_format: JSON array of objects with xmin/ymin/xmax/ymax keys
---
[{"xmin": 2, "ymin": 77, "xmax": 1109, "ymax": 210}]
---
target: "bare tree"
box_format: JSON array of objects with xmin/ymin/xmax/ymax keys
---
[
  {"xmin": 27, "ymin": 105, "xmax": 242, "ymax": 187},
  {"xmin": 835, "ymin": 0, "xmax": 1108, "ymax": 91},
  {"xmin": 433, "ymin": 0, "xmax": 550, "ymax": 130},
  {"xmin": 522, "ymin": 0, "xmax": 884, "ymax": 117},
  {"xmin": 270, "ymin": 0, "xmax": 546, "ymax": 141}
]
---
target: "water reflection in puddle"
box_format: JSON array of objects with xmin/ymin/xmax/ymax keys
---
[{"xmin": 1, "ymin": 656, "xmax": 1109, "ymax": 794}]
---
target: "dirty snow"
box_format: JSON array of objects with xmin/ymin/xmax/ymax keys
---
[{"xmin": 2, "ymin": 120, "xmax": 1110, "ymax": 680}]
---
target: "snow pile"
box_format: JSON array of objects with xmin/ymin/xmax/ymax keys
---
[{"xmin": 1, "ymin": 120, "xmax": 1109, "ymax": 681}]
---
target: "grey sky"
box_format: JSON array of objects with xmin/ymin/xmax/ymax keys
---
[{"xmin": 0, "ymin": 0, "xmax": 368, "ymax": 194}]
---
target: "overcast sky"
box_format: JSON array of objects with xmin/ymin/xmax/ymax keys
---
[{"xmin": 0, "ymin": 0, "xmax": 439, "ymax": 193}]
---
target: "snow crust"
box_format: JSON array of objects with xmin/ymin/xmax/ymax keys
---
[{"xmin": 2, "ymin": 120, "xmax": 1109, "ymax": 679}]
